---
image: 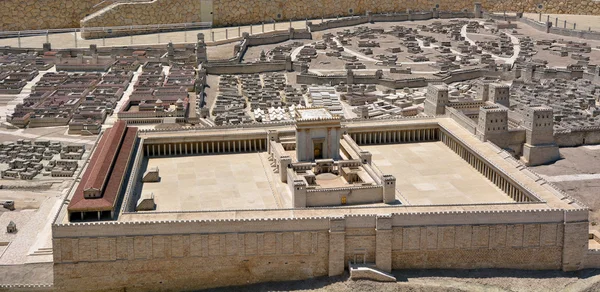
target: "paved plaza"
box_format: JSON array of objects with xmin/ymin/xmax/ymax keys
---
[
  {"xmin": 363, "ymin": 142, "xmax": 513, "ymax": 205},
  {"xmin": 141, "ymin": 152, "xmax": 280, "ymax": 211}
]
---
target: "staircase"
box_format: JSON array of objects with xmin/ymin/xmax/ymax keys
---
[
  {"xmin": 349, "ymin": 262, "xmax": 396, "ymax": 282},
  {"xmin": 81, "ymin": 0, "xmax": 157, "ymax": 25}
]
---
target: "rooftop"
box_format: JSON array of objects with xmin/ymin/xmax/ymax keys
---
[{"xmin": 296, "ymin": 108, "xmax": 334, "ymax": 120}]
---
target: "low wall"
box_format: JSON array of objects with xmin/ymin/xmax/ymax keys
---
[
  {"xmin": 519, "ymin": 17, "xmax": 600, "ymax": 41},
  {"xmin": 554, "ymin": 128, "xmax": 600, "ymax": 147},
  {"xmin": 447, "ymin": 107, "xmax": 477, "ymax": 135},
  {"xmin": 205, "ymin": 62, "xmax": 287, "ymax": 74},
  {"xmin": 296, "ymin": 68, "xmax": 486, "ymax": 88},
  {"xmin": 306, "ymin": 186, "xmax": 382, "ymax": 207}
]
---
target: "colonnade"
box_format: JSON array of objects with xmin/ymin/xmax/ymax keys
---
[
  {"xmin": 350, "ymin": 128, "xmax": 439, "ymax": 145},
  {"xmin": 440, "ymin": 131, "xmax": 532, "ymax": 202},
  {"xmin": 144, "ymin": 139, "xmax": 267, "ymax": 157}
]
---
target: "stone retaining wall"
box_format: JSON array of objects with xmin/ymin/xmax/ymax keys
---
[
  {"xmin": 213, "ymin": 0, "xmax": 600, "ymax": 26},
  {"xmin": 3, "ymin": 0, "xmax": 600, "ymax": 31},
  {"xmin": 52, "ymin": 209, "xmax": 590, "ymax": 291},
  {"xmin": 0, "ymin": 0, "xmax": 103, "ymax": 30},
  {"xmin": 80, "ymin": 0, "xmax": 205, "ymax": 28}
]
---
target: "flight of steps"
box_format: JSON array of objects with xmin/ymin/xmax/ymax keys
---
[
  {"xmin": 30, "ymin": 247, "xmax": 53, "ymax": 256},
  {"xmin": 349, "ymin": 262, "xmax": 396, "ymax": 282},
  {"xmin": 81, "ymin": 0, "xmax": 157, "ymax": 25}
]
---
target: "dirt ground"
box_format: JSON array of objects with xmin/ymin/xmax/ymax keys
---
[
  {"xmin": 531, "ymin": 146, "xmax": 600, "ymax": 231},
  {"xmin": 201, "ymin": 269, "xmax": 600, "ymax": 292}
]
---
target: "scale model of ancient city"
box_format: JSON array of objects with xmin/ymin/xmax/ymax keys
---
[{"xmin": 2, "ymin": 0, "xmax": 600, "ymax": 291}]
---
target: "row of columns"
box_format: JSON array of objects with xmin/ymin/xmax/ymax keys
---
[
  {"xmin": 440, "ymin": 131, "xmax": 530, "ymax": 202},
  {"xmin": 350, "ymin": 128, "xmax": 439, "ymax": 145},
  {"xmin": 144, "ymin": 139, "xmax": 266, "ymax": 157}
]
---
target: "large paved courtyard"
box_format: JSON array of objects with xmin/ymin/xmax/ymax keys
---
[
  {"xmin": 363, "ymin": 142, "xmax": 514, "ymax": 205},
  {"xmin": 140, "ymin": 152, "xmax": 280, "ymax": 211}
]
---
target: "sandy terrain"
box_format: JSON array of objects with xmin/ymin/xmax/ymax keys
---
[{"xmin": 201, "ymin": 269, "xmax": 600, "ymax": 292}]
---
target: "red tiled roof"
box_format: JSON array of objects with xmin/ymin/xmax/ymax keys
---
[
  {"xmin": 82, "ymin": 121, "xmax": 126, "ymax": 196},
  {"xmin": 68, "ymin": 121, "xmax": 138, "ymax": 213}
]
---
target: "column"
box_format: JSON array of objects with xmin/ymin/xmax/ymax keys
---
[
  {"xmin": 185, "ymin": 143, "xmax": 188, "ymax": 155},
  {"xmin": 168, "ymin": 144, "xmax": 171, "ymax": 156},
  {"xmin": 211, "ymin": 142, "xmax": 215, "ymax": 153}
]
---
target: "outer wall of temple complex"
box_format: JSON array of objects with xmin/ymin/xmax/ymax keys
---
[
  {"xmin": 3, "ymin": 0, "xmax": 600, "ymax": 30},
  {"xmin": 52, "ymin": 210, "xmax": 590, "ymax": 291}
]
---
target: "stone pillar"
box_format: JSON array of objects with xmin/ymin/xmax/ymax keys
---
[
  {"xmin": 347, "ymin": 69, "xmax": 354, "ymax": 84},
  {"xmin": 562, "ymin": 210, "xmax": 589, "ymax": 271},
  {"xmin": 280, "ymin": 156, "xmax": 292, "ymax": 182},
  {"xmin": 376, "ymin": 215, "xmax": 392, "ymax": 273},
  {"xmin": 382, "ymin": 175, "xmax": 396, "ymax": 203},
  {"xmin": 328, "ymin": 217, "xmax": 346, "ymax": 276},
  {"xmin": 293, "ymin": 180, "xmax": 307, "ymax": 207},
  {"xmin": 474, "ymin": 2, "xmax": 482, "ymax": 18},
  {"xmin": 359, "ymin": 150, "xmax": 372, "ymax": 164},
  {"xmin": 285, "ymin": 55, "xmax": 293, "ymax": 72},
  {"xmin": 432, "ymin": 7, "xmax": 439, "ymax": 19}
]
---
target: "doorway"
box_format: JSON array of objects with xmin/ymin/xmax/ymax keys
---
[{"xmin": 314, "ymin": 141, "xmax": 323, "ymax": 159}]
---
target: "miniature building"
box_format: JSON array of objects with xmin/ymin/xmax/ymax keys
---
[
  {"xmin": 136, "ymin": 192, "xmax": 156, "ymax": 211},
  {"xmin": 295, "ymin": 108, "xmax": 342, "ymax": 162},
  {"xmin": 2, "ymin": 200, "xmax": 15, "ymax": 211},
  {"xmin": 522, "ymin": 105, "xmax": 561, "ymax": 166},
  {"xmin": 6, "ymin": 221, "xmax": 16, "ymax": 233},
  {"xmin": 476, "ymin": 105, "xmax": 509, "ymax": 143},
  {"xmin": 67, "ymin": 121, "xmax": 138, "ymax": 221},
  {"xmin": 142, "ymin": 167, "xmax": 160, "ymax": 182},
  {"xmin": 488, "ymin": 83, "xmax": 510, "ymax": 107},
  {"xmin": 424, "ymin": 84, "xmax": 449, "ymax": 116}
]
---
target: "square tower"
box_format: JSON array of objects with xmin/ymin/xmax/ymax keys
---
[
  {"xmin": 196, "ymin": 33, "xmax": 207, "ymax": 65},
  {"xmin": 488, "ymin": 83, "xmax": 510, "ymax": 107},
  {"xmin": 522, "ymin": 105, "xmax": 560, "ymax": 166},
  {"xmin": 524, "ymin": 105, "xmax": 555, "ymax": 145},
  {"xmin": 424, "ymin": 83, "xmax": 449, "ymax": 116},
  {"xmin": 476, "ymin": 105, "xmax": 508, "ymax": 143},
  {"xmin": 295, "ymin": 108, "xmax": 342, "ymax": 162}
]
